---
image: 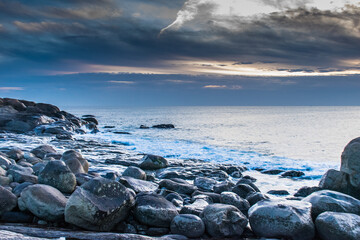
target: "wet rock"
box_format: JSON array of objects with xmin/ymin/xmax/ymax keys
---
[
  {"xmin": 18, "ymin": 184, "xmax": 67, "ymax": 222},
  {"xmin": 294, "ymin": 186, "xmax": 321, "ymax": 197},
  {"xmin": 7, "ymin": 165, "xmax": 38, "ymax": 184},
  {"xmin": 146, "ymin": 227, "xmax": 169, "ymax": 236},
  {"xmin": 0, "ymin": 176, "xmax": 10, "ymax": 186},
  {"xmin": 6, "ymin": 148, "xmax": 24, "ymax": 161},
  {"xmin": 249, "ymin": 199, "xmax": 314, "ymax": 240},
  {"xmin": 180, "ymin": 199, "xmax": 209, "ymax": 216},
  {"xmin": 75, "ymin": 173, "xmax": 95, "ymax": 185},
  {"xmin": 140, "ymin": 155, "xmax": 168, "ymax": 170},
  {"xmin": 213, "ymin": 180, "xmax": 235, "ymax": 194},
  {"xmin": 32, "ymin": 162, "xmax": 46, "ymax": 176},
  {"xmin": 38, "ymin": 160, "xmax": 76, "ymax": 193},
  {"xmin": 3, "ymin": 98, "xmax": 27, "ymax": 111},
  {"xmin": 220, "ymin": 192, "xmax": 250, "ymax": 215},
  {"xmin": 192, "ymin": 190, "xmax": 221, "ymax": 203},
  {"xmin": 140, "ymin": 125, "xmax": 150, "ymax": 129},
  {"xmin": 82, "ymin": 117, "xmax": 98, "ymax": 125},
  {"xmin": 0, "ymin": 155, "xmax": 14, "ymax": 169},
  {"xmin": 0, "ymin": 211, "xmax": 34, "ymax": 223},
  {"xmin": 134, "ymin": 193, "xmax": 179, "ymax": 227},
  {"xmin": 281, "ymin": 170, "xmax": 305, "ymax": 178},
  {"xmin": 159, "ymin": 179, "xmax": 197, "ymax": 195},
  {"xmin": 0, "ymin": 186, "xmax": 17, "ymax": 215},
  {"xmin": 12, "ymin": 182, "xmax": 33, "ymax": 197},
  {"xmin": 267, "ymin": 190, "xmax": 290, "ymax": 196},
  {"xmin": 61, "ymin": 150, "xmax": 89, "ymax": 174},
  {"xmin": 166, "ymin": 193, "xmax": 184, "ymax": 208},
  {"xmin": 152, "ymin": 124, "xmax": 175, "ymax": 129},
  {"xmin": 261, "ymin": 169, "xmax": 284, "ymax": 175},
  {"xmin": 315, "ymin": 212, "xmax": 360, "ymax": 240},
  {"xmin": 341, "ymin": 137, "xmax": 360, "ymax": 187},
  {"xmin": 302, "ymin": 190, "xmax": 360, "ymax": 219},
  {"xmin": 246, "ymin": 192, "xmax": 270, "ymax": 206},
  {"xmin": 122, "ymin": 166, "xmax": 146, "ymax": 180},
  {"xmin": 30, "ymin": 145, "xmax": 57, "ymax": 159},
  {"xmin": 200, "ymin": 204, "xmax": 248, "ymax": 238},
  {"xmin": 65, "ymin": 178, "xmax": 135, "ymax": 231},
  {"xmin": 170, "ymin": 214, "xmax": 205, "ymax": 238},
  {"xmin": 236, "ymin": 178, "xmax": 260, "ymax": 192},
  {"xmin": 194, "ymin": 177, "xmax": 216, "ymax": 192},
  {"xmin": 119, "ymin": 176, "xmax": 158, "ymax": 193},
  {"xmin": 232, "ymin": 184, "xmax": 256, "ymax": 199},
  {"xmin": 0, "ymin": 167, "xmax": 6, "ymax": 176}
]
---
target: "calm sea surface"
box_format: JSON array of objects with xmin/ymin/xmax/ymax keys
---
[{"xmin": 65, "ymin": 106, "xmax": 360, "ymax": 181}]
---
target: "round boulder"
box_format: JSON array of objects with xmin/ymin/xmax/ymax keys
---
[
  {"xmin": 139, "ymin": 154, "xmax": 168, "ymax": 170},
  {"xmin": 0, "ymin": 186, "xmax": 17, "ymax": 215},
  {"xmin": 38, "ymin": 160, "xmax": 76, "ymax": 193},
  {"xmin": 30, "ymin": 145, "xmax": 57, "ymax": 159},
  {"xmin": 200, "ymin": 203, "xmax": 248, "ymax": 237},
  {"xmin": 61, "ymin": 150, "xmax": 89, "ymax": 174},
  {"xmin": 18, "ymin": 184, "xmax": 67, "ymax": 221},
  {"xmin": 302, "ymin": 190, "xmax": 360, "ymax": 219},
  {"xmin": 170, "ymin": 214, "xmax": 205, "ymax": 238},
  {"xmin": 134, "ymin": 193, "xmax": 179, "ymax": 227},
  {"xmin": 248, "ymin": 199, "xmax": 314, "ymax": 240},
  {"xmin": 341, "ymin": 137, "xmax": 360, "ymax": 187},
  {"xmin": 65, "ymin": 177, "xmax": 135, "ymax": 231},
  {"xmin": 220, "ymin": 191, "xmax": 250, "ymax": 215},
  {"xmin": 315, "ymin": 212, "xmax": 360, "ymax": 240},
  {"xmin": 122, "ymin": 166, "xmax": 146, "ymax": 180}
]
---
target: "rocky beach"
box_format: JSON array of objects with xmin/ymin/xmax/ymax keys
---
[{"xmin": 0, "ymin": 98, "xmax": 360, "ymax": 240}]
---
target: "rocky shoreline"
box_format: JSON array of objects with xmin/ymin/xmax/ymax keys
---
[{"xmin": 1, "ymin": 98, "xmax": 360, "ymax": 240}]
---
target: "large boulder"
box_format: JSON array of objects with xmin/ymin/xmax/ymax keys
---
[
  {"xmin": 139, "ymin": 155, "xmax": 168, "ymax": 170},
  {"xmin": 65, "ymin": 178, "xmax": 135, "ymax": 231},
  {"xmin": 18, "ymin": 184, "xmax": 67, "ymax": 221},
  {"xmin": 134, "ymin": 193, "xmax": 179, "ymax": 227},
  {"xmin": 61, "ymin": 150, "xmax": 89, "ymax": 174},
  {"xmin": 318, "ymin": 169, "xmax": 359, "ymax": 198},
  {"xmin": 194, "ymin": 177, "xmax": 217, "ymax": 192},
  {"xmin": 170, "ymin": 214, "xmax": 205, "ymax": 238},
  {"xmin": 341, "ymin": 137, "xmax": 360, "ymax": 187},
  {"xmin": 30, "ymin": 145, "xmax": 57, "ymax": 159},
  {"xmin": 38, "ymin": 161, "xmax": 76, "ymax": 193},
  {"xmin": 159, "ymin": 179, "xmax": 197, "ymax": 195},
  {"xmin": 315, "ymin": 212, "xmax": 360, "ymax": 240},
  {"xmin": 7, "ymin": 165, "xmax": 37, "ymax": 183},
  {"xmin": 302, "ymin": 190, "xmax": 360, "ymax": 219},
  {"xmin": 118, "ymin": 176, "xmax": 158, "ymax": 193},
  {"xmin": 180, "ymin": 199, "xmax": 209, "ymax": 216},
  {"xmin": 0, "ymin": 186, "xmax": 17, "ymax": 215},
  {"xmin": 220, "ymin": 191, "xmax": 250, "ymax": 215},
  {"xmin": 248, "ymin": 199, "xmax": 314, "ymax": 240},
  {"xmin": 200, "ymin": 204, "xmax": 248, "ymax": 237}
]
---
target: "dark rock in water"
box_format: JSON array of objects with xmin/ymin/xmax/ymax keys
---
[
  {"xmin": 302, "ymin": 190, "xmax": 360, "ymax": 219},
  {"xmin": 152, "ymin": 124, "xmax": 175, "ymax": 129},
  {"xmin": 180, "ymin": 199, "xmax": 209, "ymax": 216},
  {"xmin": 294, "ymin": 186, "xmax": 321, "ymax": 197},
  {"xmin": 18, "ymin": 184, "xmax": 67, "ymax": 222},
  {"xmin": 35, "ymin": 103, "xmax": 60, "ymax": 116},
  {"xmin": 281, "ymin": 170, "xmax": 305, "ymax": 178},
  {"xmin": 38, "ymin": 160, "xmax": 76, "ymax": 193},
  {"xmin": 140, "ymin": 125, "xmax": 150, "ymax": 129},
  {"xmin": 118, "ymin": 176, "xmax": 158, "ymax": 193},
  {"xmin": 104, "ymin": 126, "xmax": 115, "ymax": 128},
  {"xmin": 134, "ymin": 193, "xmax": 179, "ymax": 227},
  {"xmin": 246, "ymin": 192, "xmax": 270, "ymax": 206},
  {"xmin": 249, "ymin": 199, "xmax": 314, "ymax": 240},
  {"xmin": 30, "ymin": 145, "xmax": 57, "ymax": 159},
  {"xmin": 3, "ymin": 98, "xmax": 27, "ymax": 111},
  {"xmin": 231, "ymin": 171, "xmax": 242, "ymax": 178},
  {"xmin": 232, "ymin": 184, "xmax": 256, "ymax": 199},
  {"xmin": 261, "ymin": 169, "xmax": 284, "ymax": 175},
  {"xmin": 82, "ymin": 114, "xmax": 96, "ymax": 118},
  {"xmin": 341, "ymin": 137, "xmax": 360, "ymax": 187},
  {"xmin": 0, "ymin": 211, "xmax": 34, "ymax": 223},
  {"xmin": 194, "ymin": 177, "xmax": 217, "ymax": 192},
  {"xmin": 140, "ymin": 154, "xmax": 168, "ymax": 170},
  {"xmin": 82, "ymin": 117, "xmax": 98, "ymax": 125},
  {"xmin": 61, "ymin": 150, "xmax": 89, "ymax": 174},
  {"xmin": 114, "ymin": 131, "xmax": 131, "ymax": 135},
  {"xmin": 122, "ymin": 166, "xmax": 146, "ymax": 180},
  {"xmin": 56, "ymin": 133, "xmax": 74, "ymax": 140},
  {"xmin": 236, "ymin": 178, "xmax": 260, "ymax": 192},
  {"xmin": 220, "ymin": 191, "xmax": 250, "ymax": 215},
  {"xmin": 65, "ymin": 178, "xmax": 135, "ymax": 231},
  {"xmin": 0, "ymin": 186, "xmax": 17, "ymax": 215},
  {"xmin": 201, "ymin": 204, "xmax": 248, "ymax": 237},
  {"xmin": 315, "ymin": 212, "xmax": 360, "ymax": 240},
  {"xmin": 159, "ymin": 179, "xmax": 197, "ymax": 195},
  {"xmin": 12, "ymin": 182, "xmax": 34, "ymax": 197},
  {"xmin": 267, "ymin": 190, "xmax": 290, "ymax": 196},
  {"xmin": 170, "ymin": 214, "xmax": 205, "ymax": 238}
]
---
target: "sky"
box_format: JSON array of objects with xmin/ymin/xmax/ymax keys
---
[{"xmin": 1, "ymin": 0, "xmax": 360, "ymax": 106}]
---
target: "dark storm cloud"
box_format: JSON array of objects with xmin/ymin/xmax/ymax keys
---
[{"xmin": 1, "ymin": 0, "xmax": 360, "ymax": 76}]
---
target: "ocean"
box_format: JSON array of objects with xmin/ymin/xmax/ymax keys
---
[{"xmin": 60, "ymin": 106, "xmax": 360, "ymax": 193}]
